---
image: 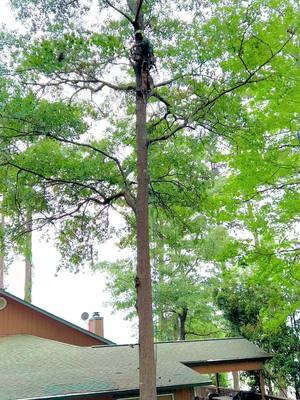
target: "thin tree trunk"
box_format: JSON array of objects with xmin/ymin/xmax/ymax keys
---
[
  {"xmin": 24, "ymin": 211, "xmax": 33, "ymax": 303},
  {"xmin": 0, "ymin": 213, "xmax": 5, "ymax": 289},
  {"xmin": 134, "ymin": 6, "xmax": 156, "ymax": 398},
  {"xmin": 179, "ymin": 307, "xmax": 188, "ymax": 340},
  {"xmin": 173, "ymin": 313, "xmax": 179, "ymax": 339},
  {"xmin": 158, "ymin": 266, "xmax": 167, "ymax": 340}
]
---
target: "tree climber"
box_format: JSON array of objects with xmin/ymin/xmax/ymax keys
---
[{"xmin": 131, "ymin": 30, "xmax": 156, "ymax": 97}]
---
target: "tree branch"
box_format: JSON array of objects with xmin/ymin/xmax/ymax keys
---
[
  {"xmin": 147, "ymin": 122, "xmax": 187, "ymax": 146},
  {"xmin": 134, "ymin": 0, "xmax": 144, "ymax": 27},
  {"xmin": 246, "ymin": 180, "xmax": 300, "ymax": 201},
  {"xmin": 21, "ymin": 76, "xmax": 135, "ymax": 92},
  {"xmin": 104, "ymin": 0, "xmax": 134, "ymax": 25},
  {"xmin": 45, "ymin": 133, "xmax": 128, "ymax": 184},
  {"xmin": 193, "ymin": 35, "xmax": 294, "ymax": 116},
  {"xmin": 1, "ymin": 160, "xmax": 122, "ymax": 205},
  {"xmin": 185, "ymin": 330, "xmax": 226, "ymax": 337}
]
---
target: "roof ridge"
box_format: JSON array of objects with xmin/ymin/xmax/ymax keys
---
[
  {"xmin": 92, "ymin": 337, "xmax": 245, "ymax": 348},
  {"xmin": 154, "ymin": 337, "xmax": 245, "ymax": 344}
]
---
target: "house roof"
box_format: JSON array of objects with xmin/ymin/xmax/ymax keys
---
[
  {"xmin": 0, "ymin": 335, "xmax": 271, "ymax": 400},
  {"xmin": 0, "ymin": 335, "xmax": 211, "ymax": 400},
  {"xmin": 0, "ymin": 289, "xmax": 114, "ymax": 345},
  {"xmin": 150, "ymin": 337, "xmax": 272, "ymax": 366}
]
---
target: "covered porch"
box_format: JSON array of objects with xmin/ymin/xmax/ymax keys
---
[{"xmin": 190, "ymin": 351, "xmax": 270, "ymax": 400}]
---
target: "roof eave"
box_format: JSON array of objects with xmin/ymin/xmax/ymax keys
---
[
  {"xmin": 184, "ymin": 356, "xmax": 273, "ymax": 367},
  {"xmin": 17, "ymin": 380, "xmax": 212, "ymax": 400}
]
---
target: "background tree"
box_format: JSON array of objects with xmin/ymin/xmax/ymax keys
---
[
  {"xmin": 215, "ymin": 274, "xmax": 300, "ymax": 399},
  {"xmin": 0, "ymin": 211, "xmax": 6, "ymax": 289},
  {"xmin": 99, "ymin": 214, "xmax": 237, "ymax": 341}
]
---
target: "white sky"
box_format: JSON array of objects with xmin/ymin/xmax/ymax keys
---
[
  {"xmin": 7, "ymin": 233, "xmax": 137, "ymax": 344},
  {"xmin": 0, "ymin": 1, "xmax": 137, "ymax": 345},
  {"xmin": 0, "ymin": 1, "xmax": 18, "ymax": 29}
]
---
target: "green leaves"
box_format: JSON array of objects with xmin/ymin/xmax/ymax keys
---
[
  {"xmin": 0, "ymin": 3, "xmax": 298, "ymax": 382},
  {"xmin": 215, "ymin": 273, "xmax": 300, "ymax": 394}
]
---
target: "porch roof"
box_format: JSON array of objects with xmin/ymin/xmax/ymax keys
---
[{"xmin": 154, "ymin": 337, "xmax": 272, "ymax": 366}]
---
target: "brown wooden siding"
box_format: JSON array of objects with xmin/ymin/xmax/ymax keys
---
[
  {"xmin": 89, "ymin": 391, "xmax": 189, "ymax": 400},
  {"xmin": 0, "ymin": 294, "xmax": 107, "ymax": 346},
  {"xmin": 176, "ymin": 388, "xmax": 194, "ymax": 400},
  {"xmin": 191, "ymin": 360, "xmax": 264, "ymax": 374},
  {"xmin": 67, "ymin": 396, "xmax": 112, "ymax": 400}
]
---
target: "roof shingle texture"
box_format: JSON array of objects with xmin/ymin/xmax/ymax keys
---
[
  {"xmin": 0, "ymin": 335, "xmax": 270, "ymax": 400},
  {"xmin": 154, "ymin": 337, "xmax": 271, "ymax": 365}
]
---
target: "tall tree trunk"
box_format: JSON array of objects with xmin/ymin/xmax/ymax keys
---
[
  {"xmin": 24, "ymin": 211, "xmax": 33, "ymax": 303},
  {"xmin": 134, "ymin": 4, "xmax": 156, "ymax": 398},
  {"xmin": 0, "ymin": 213, "xmax": 5, "ymax": 289},
  {"xmin": 179, "ymin": 307, "xmax": 188, "ymax": 340},
  {"xmin": 173, "ymin": 313, "xmax": 179, "ymax": 339}
]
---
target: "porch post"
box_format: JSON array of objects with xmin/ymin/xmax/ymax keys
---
[
  {"xmin": 259, "ymin": 370, "xmax": 266, "ymax": 400},
  {"xmin": 232, "ymin": 371, "xmax": 240, "ymax": 391},
  {"xmin": 216, "ymin": 373, "xmax": 221, "ymax": 394}
]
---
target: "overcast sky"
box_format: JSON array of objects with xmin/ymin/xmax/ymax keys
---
[
  {"xmin": 7, "ymin": 233, "xmax": 136, "ymax": 344},
  {"xmin": 0, "ymin": 1, "xmax": 136, "ymax": 345}
]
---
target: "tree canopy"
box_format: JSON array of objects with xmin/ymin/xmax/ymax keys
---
[{"xmin": 0, "ymin": 0, "xmax": 299, "ymax": 396}]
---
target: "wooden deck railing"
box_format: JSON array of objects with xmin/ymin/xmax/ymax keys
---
[
  {"xmin": 195, "ymin": 386, "xmax": 294, "ymax": 400},
  {"xmin": 266, "ymin": 395, "xmax": 293, "ymax": 400}
]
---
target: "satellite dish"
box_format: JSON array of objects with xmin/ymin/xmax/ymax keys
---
[{"xmin": 81, "ymin": 312, "xmax": 89, "ymax": 321}]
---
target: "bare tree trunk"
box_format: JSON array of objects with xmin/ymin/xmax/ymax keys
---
[
  {"xmin": 158, "ymin": 263, "xmax": 167, "ymax": 340},
  {"xmin": 135, "ymin": 63, "xmax": 156, "ymax": 400},
  {"xmin": 24, "ymin": 211, "xmax": 33, "ymax": 303},
  {"xmin": 0, "ymin": 213, "xmax": 5, "ymax": 289},
  {"xmin": 179, "ymin": 307, "xmax": 188, "ymax": 340},
  {"xmin": 134, "ymin": 5, "xmax": 156, "ymax": 398},
  {"xmin": 173, "ymin": 313, "xmax": 179, "ymax": 339}
]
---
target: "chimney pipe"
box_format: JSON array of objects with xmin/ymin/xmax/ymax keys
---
[{"xmin": 88, "ymin": 312, "xmax": 104, "ymax": 337}]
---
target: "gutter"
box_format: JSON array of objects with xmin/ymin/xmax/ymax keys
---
[{"xmin": 16, "ymin": 380, "xmax": 212, "ymax": 400}]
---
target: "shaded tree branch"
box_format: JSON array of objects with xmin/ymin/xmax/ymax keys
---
[
  {"xmin": 104, "ymin": 0, "xmax": 134, "ymax": 25},
  {"xmin": 147, "ymin": 122, "xmax": 187, "ymax": 146},
  {"xmin": 1, "ymin": 160, "xmax": 123, "ymax": 205}
]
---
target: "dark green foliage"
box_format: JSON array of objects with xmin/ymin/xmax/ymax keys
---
[{"xmin": 215, "ymin": 277, "xmax": 300, "ymax": 397}]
